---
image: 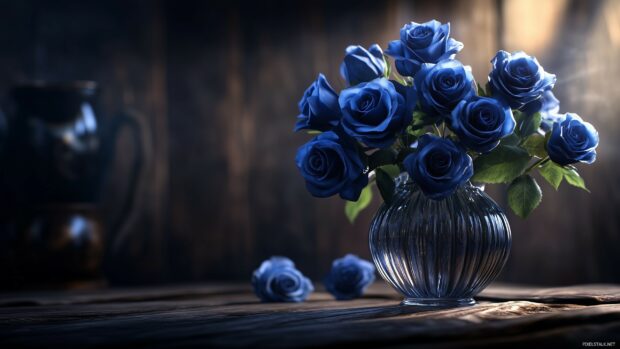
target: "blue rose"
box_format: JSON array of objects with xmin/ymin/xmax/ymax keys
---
[
  {"xmin": 296, "ymin": 131, "xmax": 368, "ymax": 201},
  {"xmin": 252, "ymin": 256, "xmax": 314, "ymax": 302},
  {"xmin": 415, "ymin": 59, "xmax": 476, "ymax": 117},
  {"xmin": 294, "ymin": 74, "xmax": 341, "ymax": 132},
  {"xmin": 547, "ymin": 113, "xmax": 598, "ymax": 166},
  {"xmin": 488, "ymin": 50, "xmax": 556, "ymax": 109},
  {"xmin": 324, "ymin": 254, "xmax": 375, "ymax": 300},
  {"xmin": 403, "ymin": 134, "xmax": 473, "ymax": 199},
  {"xmin": 340, "ymin": 44, "xmax": 387, "ymax": 86},
  {"xmin": 386, "ymin": 20, "xmax": 463, "ymax": 77},
  {"xmin": 339, "ymin": 78, "xmax": 416, "ymax": 148},
  {"xmin": 450, "ymin": 96, "xmax": 515, "ymax": 153}
]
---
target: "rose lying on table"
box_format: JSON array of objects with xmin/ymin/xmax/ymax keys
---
[
  {"xmin": 252, "ymin": 257, "xmax": 314, "ymax": 303},
  {"xmin": 252, "ymin": 255, "xmax": 375, "ymax": 302},
  {"xmin": 294, "ymin": 19, "xmax": 599, "ymax": 221},
  {"xmin": 324, "ymin": 254, "xmax": 376, "ymax": 301}
]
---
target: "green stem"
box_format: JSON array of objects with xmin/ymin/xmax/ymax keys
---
[
  {"xmin": 432, "ymin": 124, "xmax": 441, "ymax": 136},
  {"xmin": 524, "ymin": 156, "xmax": 550, "ymax": 174},
  {"xmin": 393, "ymin": 74, "xmax": 407, "ymax": 86}
]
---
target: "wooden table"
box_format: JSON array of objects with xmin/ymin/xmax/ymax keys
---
[{"xmin": 0, "ymin": 282, "xmax": 619, "ymax": 348}]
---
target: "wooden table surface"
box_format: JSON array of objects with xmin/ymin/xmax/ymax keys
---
[{"xmin": 0, "ymin": 282, "xmax": 619, "ymax": 348}]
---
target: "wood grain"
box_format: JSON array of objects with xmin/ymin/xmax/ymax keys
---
[
  {"xmin": 162, "ymin": 0, "xmax": 620, "ymax": 285},
  {"xmin": 0, "ymin": 0, "xmax": 618, "ymax": 286},
  {"xmin": 0, "ymin": 282, "xmax": 618, "ymax": 348}
]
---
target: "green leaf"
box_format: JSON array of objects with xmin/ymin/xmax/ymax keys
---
[
  {"xmin": 383, "ymin": 55, "xmax": 391, "ymax": 79},
  {"xmin": 403, "ymin": 128, "xmax": 421, "ymax": 147},
  {"xmin": 378, "ymin": 164, "xmax": 401, "ymax": 178},
  {"xmin": 562, "ymin": 166, "xmax": 590, "ymax": 192},
  {"xmin": 411, "ymin": 110, "xmax": 441, "ymax": 130},
  {"xmin": 508, "ymin": 175, "xmax": 542, "ymax": 218},
  {"xmin": 512, "ymin": 110, "xmax": 526, "ymax": 125},
  {"xmin": 500, "ymin": 133, "xmax": 520, "ymax": 146},
  {"xmin": 518, "ymin": 112, "xmax": 542, "ymax": 138},
  {"xmin": 472, "ymin": 145, "xmax": 531, "ymax": 184},
  {"xmin": 345, "ymin": 185, "xmax": 373, "ymax": 223},
  {"xmin": 477, "ymin": 82, "xmax": 487, "ymax": 97},
  {"xmin": 521, "ymin": 134, "xmax": 547, "ymax": 158},
  {"xmin": 375, "ymin": 168, "xmax": 395, "ymax": 203},
  {"xmin": 412, "ymin": 110, "xmax": 426, "ymax": 122},
  {"xmin": 406, "ymin": 125, "xmax": 426, "ymax": 137},
  {"xmin": 537, "ymin": 162, "xmax": 590, "ymax": 192},
  {"xmin": 538, "ymin": 161, "xmax": 563, "ymax": 190},
  {"xmin": 368, "ymin": 149, "xmax": 396, "ymax": 170},
  {"xmin": 306, "ymin": 130, "xmax": 322, "ymax": 135}
]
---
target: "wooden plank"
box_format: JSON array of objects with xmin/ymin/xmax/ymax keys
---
[
  {"xmin": 0, "ymin": 283, "xmax": 619, "ymax": 348},
  {"xmin": 479, "ymin": 283, "xmax": 620, "ymax": 304},
  {"xmin": 1, "ymin": 282, "xmax": 620, "ymax": 307},
  {"xmin": 0, "ymin": 0, "xmax": 618, "ymax": 289}
]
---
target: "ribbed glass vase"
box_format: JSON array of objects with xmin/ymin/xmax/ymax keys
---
[{"xmin": 369, "ymin": 174, "xmax": 511, "ymax": 307}]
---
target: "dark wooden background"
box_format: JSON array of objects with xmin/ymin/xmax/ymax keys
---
[{"xmin": 0, "ymin": 0, "xmax": 618, "ymax": 285}]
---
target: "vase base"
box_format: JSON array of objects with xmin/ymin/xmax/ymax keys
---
[{"xmin": 401, "ymin": 297, "xmax": 475, "ymax": 308}]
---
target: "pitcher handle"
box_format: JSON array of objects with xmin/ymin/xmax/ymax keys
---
[{"xmin": 104, "ymin": 109, "xmax": 149, "ymax": 253}]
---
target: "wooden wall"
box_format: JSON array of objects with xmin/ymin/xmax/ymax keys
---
[{"xmin": 0, "ymin": 0, "xmax": 618, "ymax": 285}]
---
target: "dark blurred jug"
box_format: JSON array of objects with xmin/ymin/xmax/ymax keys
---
[{"xmin": 0, "ymin": 81, "xmax": 145, "ymax": 289}]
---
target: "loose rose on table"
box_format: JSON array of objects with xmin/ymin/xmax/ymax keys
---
[
  {"xmin": 294, "ymin": 19, "xmax": 599, "ymax": 220},
  {"xmin": 251, "ymin": 255, "xmax": 377, "ymax": 303},
  {"xmin": 252, "ymin": 256, "xmax": 314, "ymax": 303},
  {"xmin": 324, "ymin": 254, "xmax": 376, "ymax": 300}
]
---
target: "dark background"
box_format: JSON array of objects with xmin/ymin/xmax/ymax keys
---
[{"xmin": 0, "ymin": 0, "xmax": 618, "ymax": 286}]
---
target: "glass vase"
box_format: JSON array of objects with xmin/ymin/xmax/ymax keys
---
[{"xmin": 369, "ymin": 173, "xmax": 511, "ymax": 307}]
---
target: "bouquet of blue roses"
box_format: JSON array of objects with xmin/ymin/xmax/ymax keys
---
[{"xmin": 295, "ymin": 20, "xmax": 599, "ymax": 220}]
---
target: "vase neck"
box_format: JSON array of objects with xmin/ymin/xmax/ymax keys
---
[{"xmin": 395, "ymin": 172, "xmax": 482, "ymax": 195}]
